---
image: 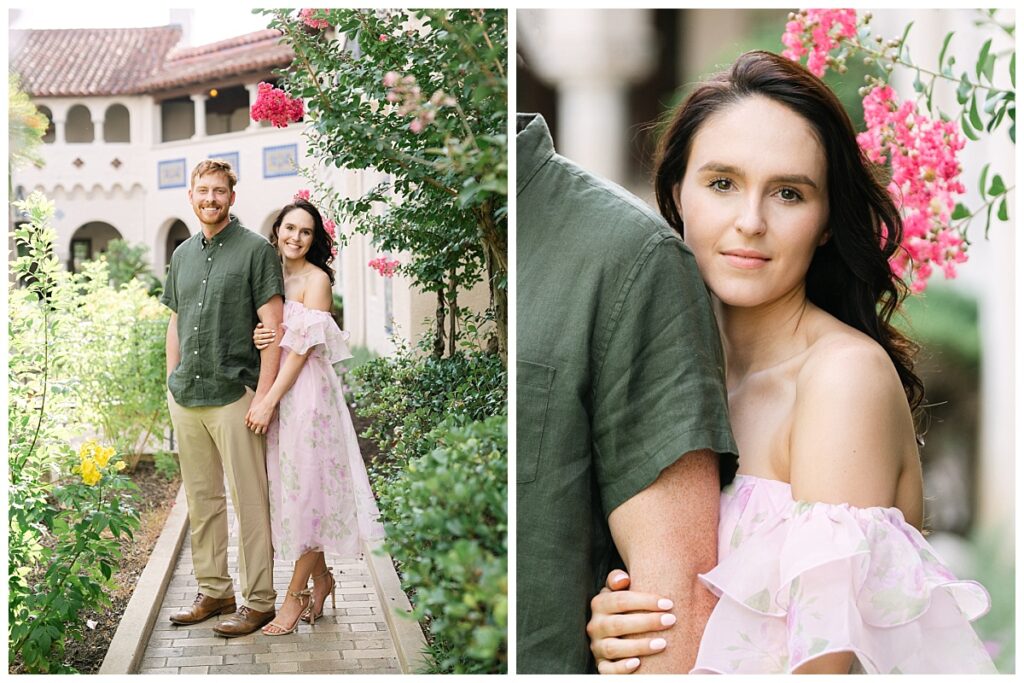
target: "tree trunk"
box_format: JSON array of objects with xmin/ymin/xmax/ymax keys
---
[
  {"xmin": 447, "ymin": 271, "xmax": 458, "ymax": 358},
  {"xmin": 434, "ymin": 288, "xmax": 445, "ymax": 359},
  {"xmin": 476, "ymin": 203, "xmax": 507, "ymax": 365}
]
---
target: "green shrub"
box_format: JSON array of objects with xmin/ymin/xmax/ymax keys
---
[
  {"xmin": 153, "ymin": 450, "xmax": 180, "ymax": 481},
  {"xmin": 376, "ymin": 416, "xmax": 507, "ymax": 674},
  {"xmin": 65, "ymin": 261, "xmax": 171, "ymax": 470},
  {"xmin": 9, "ymin": 193, "xmax": 141, "ymax": 673},
  {"xmin": 349, "ymin": 344, "xmax": 506, "ymax": 477}
]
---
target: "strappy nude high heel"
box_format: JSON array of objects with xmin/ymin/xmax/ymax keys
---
[
  {"xmin": 261, "ymin": 590, "xmax": 311, "ymax": 636},
  {"xmin": 303, "ymin": 566, "xmax": 336, "ymax": 624}
]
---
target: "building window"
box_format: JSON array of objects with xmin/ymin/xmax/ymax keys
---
[
  {"xmin": 160, "ymin": 96, "xmax": 195, "ymax": 143},
  {"xmin": 65, "ymin": 104, "xmax": 94, "ymax": 143},
  {"xmin": 37, "ymin": 106, "xmax": 56, "ymax": 144},
  {"xmin": 205, "ymin": 85, "xmax": 251, "ymax": 135},
  {"xmin": 104, "ymin": 104, "xmax": 131, "ymax": 143}
]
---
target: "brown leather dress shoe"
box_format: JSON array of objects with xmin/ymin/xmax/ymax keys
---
[
  {"xmin": 169, "ymin": 592, "xmax": 237, "ymax": 625},
  {"xmin": 212, "ymin": 605, "xmax": 276, "ymax": 638}
]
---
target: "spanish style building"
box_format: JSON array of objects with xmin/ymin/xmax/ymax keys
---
[{"xmin": 10, "ymin": 21, "xmax": 481, "ymax": 355}]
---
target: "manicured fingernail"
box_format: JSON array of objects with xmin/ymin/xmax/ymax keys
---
[
  {"xmin": 650, "ymin": 638, "xmax": 667, "ymax": 651},
  {"xmin": 625, "ymin": 658, "xmax": 640, "ymax": 669},
  {"xmin": 657, "ymin": 598, "xmax": 674, "ymax": 610},
  {"xmin": 661, "ymin": 613, "xmax": 676, "ymax": 626},
  {"xmin": 611, "ymin": 571, "xmax": 628, "ymax": 583}
]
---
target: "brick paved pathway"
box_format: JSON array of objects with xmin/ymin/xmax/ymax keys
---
[{"xmin": 138, "ymin": 502, "xmax": 401, "ymax": 674}]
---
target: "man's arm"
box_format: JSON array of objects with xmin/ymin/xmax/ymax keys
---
[
  {"xmin": 166, "ymin": 313, "xmax": 180, "ymax": 380},
  {"xmin": 607, "ymin": 450, "xmax": 720, "ymax": 673},
  {"xmin": 253, "ymin": 294, "xmax": 284, "ymax": 399}
]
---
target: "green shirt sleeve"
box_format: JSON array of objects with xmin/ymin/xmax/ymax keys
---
[
  {"xmin": 592, "ymin": 234, "xmax": 737, "ymax": 515},
  {"xmin": 160, "ymin": 251, "xmax": 178, "ymax": 313},
  {"xmin": 251, "ymin": 241, "xmax": 285, "ymax": 309}
]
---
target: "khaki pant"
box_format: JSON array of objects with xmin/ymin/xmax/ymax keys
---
[{"xmin": 167, "ymin": 387, "xmax": 276, "ymax": 611}]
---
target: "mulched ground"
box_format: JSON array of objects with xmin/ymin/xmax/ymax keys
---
[{"xmin": 63, "ymin": 461, "xmax": 181, "ymax": 674}]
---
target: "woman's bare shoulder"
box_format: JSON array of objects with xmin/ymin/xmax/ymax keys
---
[{"xmin": 788, "ymin": 322, "xmax": 916, "ymax": 508}]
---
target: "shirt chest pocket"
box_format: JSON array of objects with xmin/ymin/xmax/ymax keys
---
[
  {"xmin": 517, "ymin": 360, "xmax": 555, "ymax": 485},
  {"xmin": 212, "ymin": 272, "xmax": 245, "ymax": 303}
]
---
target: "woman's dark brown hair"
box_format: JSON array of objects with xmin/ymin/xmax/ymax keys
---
[
  {"xmin": 270, "ymin": 199, "xmax": 336, "ymax": 285},
  {"xmin": 654, "ymin": 50, "xmax": 923, "ymax": 414}
]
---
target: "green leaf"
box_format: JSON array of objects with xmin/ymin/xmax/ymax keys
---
[
  {"xmin": 978, "ymin": 163, "xmax": 991, "ymax": 197},
  {"xmin": 983, "ymin": 54, "xmax": 996, "ymax": 83},
  {"xmin": 976, "ymin": 38, "xmax": 993, "ymax": 79},
  {"xmin": 896, "ymin": 21, "xmax": 914, "ymax": 61},
  {"xmin": 969, "ymin": 93, "xmax": 983, "ymax": 130},
  {"xmin": 998, "ymin": 197, "xmax": 1009, "ymax": 221},
  {"xmin": 913, "ymin": 70, "xmax": 924, "ymax": 93},
  {"xmin": 951, "ymin": 203, "xmax": 970, "ymax": 220},
  {"xmin": 938, "ymin": 31, "xmax": 955, "ymax": 71},
  {"xmin": 1011, "ymin": 52, "xmax": 1016, "ymax": 88},
  {"xmin": 956, "ymin": 72, "xmax": 972, "ymax": 105},
  {"xmin": 961, "ymin": 112, "xmax": 980, "ymax": 140},
  {"xmin": 988, "ymin": 174, "xmax": 1006, "ymax": 196}
]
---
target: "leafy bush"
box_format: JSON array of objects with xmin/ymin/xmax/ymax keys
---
[
  {"xmin": 64, "ymin": 261, "xmax": 171, "ymax": 470},
  {"xmin": 376, "ymin": 416, "xmax": 507, "ymax": 673},
  {"xmin": 152, "ymin": 450, "xmax": 181, "ymax": 481},
  {"xmin": 9, "ymin": 193, "xmax": 141, "ymax": 673},
  {"xmin": 350, "ymin": 343, "xmax": 506, "ymax": 475}
]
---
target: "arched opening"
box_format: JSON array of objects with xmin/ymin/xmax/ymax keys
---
[
  {"xmin": 37, "ymin": 105, "xmax": 55, "ymax": 143},
  {"xmin": 165, "ymin": 219, "xmax": 191, "ymax": 269},
  {"xmin": 205, "ymin": 85, "xmax": 251, "ymax": 135},
  {"xmin": 160, "ymin": 96, "xmax": 195, "ymax": 142},
  {"xmin": 68, "ymin": 221, "xmax": 122, "ymax": 272},
  {"xmin": 103, "ymin": 104, "xmax": 131, "ymax": 142},
  {"xmin": 65, "ymin": 104, "xmax": 94, "ymax": 143},
  {"xmin": 261, "ymin": 211, "xmax": 279, "ymax": 242}
]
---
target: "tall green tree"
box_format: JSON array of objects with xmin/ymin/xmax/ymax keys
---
[{"xmin": 258, "ymin": 9, "xmax": 507, "ymax": 359}]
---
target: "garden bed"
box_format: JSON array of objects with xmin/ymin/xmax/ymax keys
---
[{"xmin": 9, "ymin": 461, "xmax": 181, "ymax": 675}]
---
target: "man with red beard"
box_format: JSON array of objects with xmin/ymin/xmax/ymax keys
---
[{"xmin": 161, "ymin": 160, "xmax": 285, "ymax": 636}]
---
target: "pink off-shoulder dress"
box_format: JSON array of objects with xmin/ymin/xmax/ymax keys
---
[
  {"xmin": 266, "ymin": 300, "xmax": 385, "ymax": 562},
  {"xmin": 691, "ymin": 474, "xmax": 997, "ymax": 674}
]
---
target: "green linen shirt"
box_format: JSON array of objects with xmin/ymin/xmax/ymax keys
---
[
  {"xmin": 516, "ymin": 114, "xmax": 738, "ymax": 674},
  {"xmin": 161, "ymin": 215, "xmax": 284, "ymax": 408}
]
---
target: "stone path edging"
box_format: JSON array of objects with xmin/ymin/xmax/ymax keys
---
[
  {"xmin": 363, "ymin": 538, "xmax": 430, "ymax": 673},
  {"xmin": 99, "ymin": 484, "xmax": 190, "ymax": 674}
]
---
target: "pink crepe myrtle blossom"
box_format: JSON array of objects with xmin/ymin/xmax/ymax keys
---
[
  {"xmin": 299, "ymin": 9, "xmax": 330, "ymax": 30},
  {"xmin": 293, "ymin": 189, "xmax": 311, "ymax": 202},
  {"xmin": 382, "ymin": 72, "xmax": 455, "ymax": 134},
  {"xmin": 250, "ymin": 82, "xmax": 304, "ymax": 128},
  {"xmin": 368, "ymin": 257, "xmax": 400, "ymax": 277},
  {"xmin": 379, "ymin": 33, "xmax": 389, "ymax": 42},
  {"xmin": 858, "ymin": 84, "xmax": 968, "ymax": 291},
  {"xmin": 781, "ymin": 9, "xmax": 859, "ymax": 77}
]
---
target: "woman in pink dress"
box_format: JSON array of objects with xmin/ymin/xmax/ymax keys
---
[
  {"xmin": 245, "ymin": 198, "xmax": 383, "ymax": 636},
  {"xmin": 585, "ymin": 51, "xmax": 996, "ymax": 674}
]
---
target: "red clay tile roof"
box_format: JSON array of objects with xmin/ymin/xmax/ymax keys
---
[
  {"xmin": 137, "ymin": 29, "xmax": 294, "ymax": 93},
  {"xmin": 9, "ymin": 27, "xmax": 295, "ymax": 97},
  {"xmin": 10, "ymin": 26, "xmax": 182, "ymax": 97}
]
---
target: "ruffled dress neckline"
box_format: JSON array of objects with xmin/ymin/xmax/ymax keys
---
[{"xmin": 691, "ymin": 473, "xmax": 997, "ymax": 674}]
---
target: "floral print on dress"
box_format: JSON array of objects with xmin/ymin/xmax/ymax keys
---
[
  {"xmin": 691, "ymin": 475, "xmax": 997, "ymax": 674},
  {"xmin": 266, "ymin": 301, "xmax": 384, "ymax": 562}
]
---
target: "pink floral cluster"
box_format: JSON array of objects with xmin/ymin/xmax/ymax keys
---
[
  {"xmin": 293, "ymin": 189, "xmax": 311, "ymax": 202},
  {"xmin": 368, "ymin": 257, "xmax": 400, "ymax": 278},
  {"xmin": 382, "ymin": 71, "xmax": 455, "ymax": 134},
  {"xmin": 781, "ymin": 9, "xmax": 858, "ymax": 77},
  {"xmin": 250, "ymin": 82, "xmax": 304, "ymax": 128},
  {"xmin": 858, "ymin": 84, "xmax": 968, "ymax": 291},
  {"xmin": 299, "ymin": 9, "xmax": 330, "ymax": 30}
]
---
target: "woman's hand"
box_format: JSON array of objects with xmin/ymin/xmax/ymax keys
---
[
  {"xmin": 244, "ymin": 396, "xmax": 277, "ymax": 435},
  {"xmin": 589, "ymin": 571, "xmax": 677, "ymax": 674},
  {"xmin": 253, "ymin": 322, "xmax": 276, "ymax": 350}
]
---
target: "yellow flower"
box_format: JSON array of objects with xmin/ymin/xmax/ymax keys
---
[
  {"xmin": 93, "ymin": 446, "xmax": 115, "ymax": 469},
  {"xmin": 114, "ymin": 461, "xmax": 127, "ymax": 472},
  {"xmin": 79, "ymin": 458, "xmax": 102, "ymax": 486}
]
